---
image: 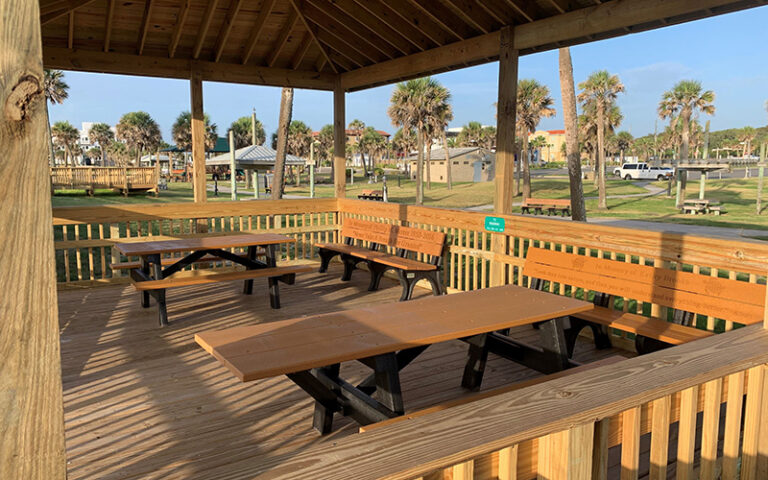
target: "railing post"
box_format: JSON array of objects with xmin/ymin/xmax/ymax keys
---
[{"xmin": 538, "ymin": 423, "xmax": 594, "ymax": 480}]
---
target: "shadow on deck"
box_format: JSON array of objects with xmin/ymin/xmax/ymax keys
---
[{"xmin": 58, "ymin": 264, "xmax": 630, "ymax": 479}]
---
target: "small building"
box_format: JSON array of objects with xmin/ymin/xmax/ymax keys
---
[
  {"xmin": 206, "ymin": 144, "xmax": 305, "ymax": 171},
  {"xmin": 529, "ymin": 129, "xmax": 566, "ymax": 164},
  {"xmin": 406, "ymin": 147, "xmax": 495, "ymax": 183}
]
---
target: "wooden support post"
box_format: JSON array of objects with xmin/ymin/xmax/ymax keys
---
[
  {"xmin": 0, "ymin": 0, "xmax": 67, "ymax": 475},
  {"xmin": 229, "ymin": 129, "xmax": 237, "ymax": 201},
  {"xmin": 190, "ymin": 71, "xmax": 207, "ymax": 204},
  {"xmin": 698, "ymin": 170, "xmax": 706, "ymax": 200},
  {"xmin": 253, "ymin": 170, "xmax": 259, "ymax": 199},
  {"xmin": 333, "ymin": 77, "xmax": 346, "ymax": 198},
  {"xmin": 757, "ymin": 144, "xmax": 766, "ymax": 215},
  {"xmin": 538, "ymin": 423, "xmax": 594, "ymax": 480},
  {"xmin": 490, "ymin": 26, "xmax": 517, "ymax": 286}
]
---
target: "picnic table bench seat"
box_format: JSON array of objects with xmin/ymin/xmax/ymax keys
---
[
  {"xmin": 522, "ymin": 247, "xmax": 764, "ymax": 355},
  {"xmin": 357, "ymin": 189, "xmax": 384, "ymax": 201},
  {"xmin": 129, "ymin": 265, "xmax": 312, "ymax": 291},
  {"xmin": 315, "ymin": 218, "xmax": 446, "ymax": 301},
  {"xmin": 521, "ymin": 198, "xmax": 571, "ymax": 216}
]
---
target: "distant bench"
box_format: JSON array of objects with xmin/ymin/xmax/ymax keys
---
[
  {"xmin": 682, "ymin": 199, "xmax": 724, "ymax": 215},
  {"xmin": 521, "ymin": 198, "xmax": 570, "ymax": 216},
  {"xmin": 522, "ymin": 247, "xmax": 765, "ymax": 354},
  {"xmin": 357, "ymin": 189, "xmax": 384, "ymax": 201},
  {"xmin": 315, "ymin": 218, "xmax": 445, "ymax": 301}
]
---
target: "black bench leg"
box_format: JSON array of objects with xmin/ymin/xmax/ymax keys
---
[
  {"xmin": 561, "ymin": 318, "xmax": 611, "ymax": 357},
  {"xmin": 318, "ymin": 248, "xmax": 338, "ymax": 273},
  {"xmin": 340, "ymin": 254, "xmax": 357, "ymax": 281},
  {"xmin": 373, "ymin": 353, "xmax": 404, "ymax": 415},
  {"xmin": 635, "ymin": 336, "xmax": 671, "ymax": 355},
  {"xmin": 462, "ymin": 333, "xmax": 489, "ymax": 391},
  {"xmin": 367, "ymin": 262, "xmax": 388, "ymax": 291},
  {"xmin": 424, "ymin": 271, "xmax": 445, "ymax": 296},
  {"xmin": 396, "ymin": 270, "xmax": 418, "ymax": 301},
  {"xmin": 311, "ymin": 364, "xmax": 340, "ymax": 434},
  {"xmin": 268, "ymin": 277, "xmax": 280, "ymax": 309}
]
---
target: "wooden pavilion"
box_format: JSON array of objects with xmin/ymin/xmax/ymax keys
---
[{"xmin": 4, "ymin": 1, "xmax": 768, "ymax": 479}]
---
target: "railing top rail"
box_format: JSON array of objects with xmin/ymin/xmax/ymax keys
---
[{"xmin": 251, "ymin": 325, "xmax": 768, "ymax": 480}]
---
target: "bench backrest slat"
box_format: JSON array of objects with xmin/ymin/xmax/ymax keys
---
[
  {"xmin": 392, "ymin": 225, "xmax": 446, "ymax": 257},
  {"xmin": 341, "ymin": 218, "xmax": 394, "ymax": 245},
  {"xmin": 522, "ymin": 247, "xmax": 764, "ymax": 324}
]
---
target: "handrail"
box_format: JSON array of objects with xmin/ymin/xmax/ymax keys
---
[{"xmin": 249, "ymin": 324, "xmax": 768, "ymax": 479}]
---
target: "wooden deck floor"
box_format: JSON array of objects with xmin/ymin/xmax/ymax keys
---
[{"xmin": 58, "ymin": 265, "xmax": 631, "ymax": 479}]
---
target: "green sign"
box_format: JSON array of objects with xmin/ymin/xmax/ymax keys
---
[{"xmin": 484, "ymin": 216, "xmax": 505, "ymax": 233}]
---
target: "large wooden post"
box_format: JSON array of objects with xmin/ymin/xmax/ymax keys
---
[
  {"xmin": 490, "ymin": 26, "xmax": 518, "ymax": 286},
  {"xmin": 333, "ymin": 77, "xmax": 346, "ymax": 198},
  {"xmin": 190, "ymin": 71, "xmax": 207, "ymax": 204},
  {"xmin": 0, "ymin": 0, "xmax": 67, "ymax": 476}
]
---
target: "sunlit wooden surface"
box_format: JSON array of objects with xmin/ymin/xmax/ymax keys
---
[{"xmin": 58, "ymin": 265, "xmax": 628, "ymax": 479}]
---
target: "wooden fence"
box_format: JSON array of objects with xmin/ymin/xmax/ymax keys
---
[{"xmin": 50, "ymin": 166, "xmax": 159, "ymax": 195}]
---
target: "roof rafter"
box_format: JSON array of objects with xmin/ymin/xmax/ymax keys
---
[
  {"xmin": 403, "ymin": 0, "xmax": 476, "ymax": 41},
  {"xmin": 168, "ymin": 0, "xmax": 190, "ymax": 58},
  {"xmin": 242, "ymin": 0, "xmax": 276, "ymax": 65},
  {"xmin": 440, "ymin": 0, "xmax": 498, "ymax": 34},
  {"xmin": 480, "ymin": 0, "xmax": 527, "ymax": 25},
  {"xmin": 266, "ymin": 10, "xmax": 298, "ymax": 67},
  {"xmin": 291, "ymin": 34, "xmax": 313, "ymax": 70},
  {"xmin": 192, "ymin": 0, "xmax": 221, "ymax": 60},
  {"xmin": 288, "ymin": 0, "xmax": 339, "ymax": 73},
  {"xmin": 352, "ymin": 0, "xmax": 436, "ymax": 51},
  {"xmin": 301, "ymin": 6, "xmax": 385, "ymax": 64},
  {"xmin": 378, "ymin": 0, "xmax": 455, "ymax": 46},
  {"xmin": 40, "ymin": 0, "xmax": 97, "ymax": 25},
  {"xmin": 323, "ymin": 0, "xmax": 415, "ymax": 56},
  {"xmin": 545, "ymin": 0, "xmax": 567, "ymax": 14},
  {"xmin": 103, "ymin": 0, "xmax": 115, "ymax": 53},
  {"xmin": 213, "ymin": 0, "xmax": 244, "ymax": 62},
  {"xmin": 501, "ymin": 0, "xmax": 538, "ymax": 23},
  {"xmin": 137, "ymin": 0, "xmax": 154, "ymax": 55}
]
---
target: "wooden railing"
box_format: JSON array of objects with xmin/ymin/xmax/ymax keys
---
[
  {"xmin": 52, "ymin": 198, "xmax": 338, "ymax": 287},
  {"xmin": 50, "ymin": 166, "xmax": 159, "ymax": 193},
  {"xmin": 256, "ymin": 324, "xmax": 768, "ymax": 480}
]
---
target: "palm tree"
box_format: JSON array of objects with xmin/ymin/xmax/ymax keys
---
[
  {"xmin": 171, "ymin": 111, "xmax": 217, "ymax": 152},
  {"xmin": 421, "ymin": 82, "xmax": 451, "ymax": 190},
  {"xmin": 286, "ymin": 120, "xmax": 312, "ymax": 186},
  {"xmin": 392, "ymin": 128, "xmax": 416, "ymax": 167},
  {"xmin": 578, "ymin": 70, "xmax": 624, "ymax": 209},
  {"xmin": 230, "ymin": 116, "xmax": 265, "ymax": 148},
  {"xmin": 388, "ymin": 77, "xmax": 445, "ymax": 205},
  {"xmin": 739, "ymin": 126, "xmax": 757, "ymax": 158},
  {"xmin": 116, "ymin": 111, "xmax": 163, "ymax": 165},
  {"xmin": 436, "ymin": 97, "xmax": 455, "ymax": 190},
  {"xmin": 457, "ymin": 121, "xmax": 485, "ymax": 147},
  {"xmin": 88, "ymin": 123, "xmax": 114, "ymax": 165},
  {"xmin": 658, "ymin": 80, "xmax": 715, "ymax": 207},
  {"xmin": 558, "ymin": 47, "xmax": 586, "ymax": 221},
  {"xmin": 615, "ymin": 131, "xmax": 633, "ymax": 164},
  {"xmin": 517, "ymin": 79, "xmax": 556, "ymax": 199},
  {"xmin": 358, "ymin": 127, "xmax": 386, "ymax": 172},
  {"xmin": 43, "ymin": 69, "xmax": 69, "ymax": 164},
  {"xmin": 348, "ymin": 119, "xmax": 366, "ymax": 170},
  {"xmin": 273, "ymin": 88, "xmax": 294, "ymax": 199},
  {"xmin": 51, "ymin": 121, "xmax": 79, "ymax": 165}
]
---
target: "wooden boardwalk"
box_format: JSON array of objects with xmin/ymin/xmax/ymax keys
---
[{"xmin": 58, "ymin": 266, "xmax": 630, "ymax": 479}]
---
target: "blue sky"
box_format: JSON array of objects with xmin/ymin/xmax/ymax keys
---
[{"xmin": 50, "ymin": 6, "xmax": 768, "ymax": 143}]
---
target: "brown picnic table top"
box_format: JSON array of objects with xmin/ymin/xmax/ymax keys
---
[
  {"xmin": 115, "ymin": 233, "xmax": 295, "ymax": 256},
  {"xmin": 195, "ymin": 284, "xmax": 593, "ymax": 382}
]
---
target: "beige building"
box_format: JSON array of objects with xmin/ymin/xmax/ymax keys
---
[
  {"xmin": 407, "ymin": 147, "xmax": 495, "ymax": 183},
  {"xmin": 530, "ymin": 129, "xmax": 566, "ymax": 164}
]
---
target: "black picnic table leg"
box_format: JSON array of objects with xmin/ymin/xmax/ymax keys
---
[
  {"xmin": 311, "ymin": 363, "xmax": 341, "ymax": 434},
  {"xmin": 462, "ymin": 333, "xmax": 489, "ymax": 391},
  {"xmin": 538, "ymin": 316, "xmax": 571, "ymax": 372},
  {"xmin": 373, "ymin": 353, "xmax": 404, "ymax": 415},
  {"xmin": 140, "ymin": 257, "xmax": 151, "ymax": 308},
  {"xmin": 151, "ymin": 256, "xmax": 168, "ymax": 327},
  {"xmin": 242, "ymin": 245, "xmax": 258, "ymax": 295},
  {"xmin": 265, "ymin": 244, "xmax": 281, "ymax": 308}
]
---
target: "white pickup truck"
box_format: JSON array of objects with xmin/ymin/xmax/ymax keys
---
[{"xmin": 613, "ymin": 163, "xmax": 674, "ymax": 181}]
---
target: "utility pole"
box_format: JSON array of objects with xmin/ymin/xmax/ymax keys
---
[
  {"xmin": 757, "ymin": 144, "xmax": 766, "ymax": 215},
  {"xmin": 229, "ymin": 130, "xmax": 237, "ymax": 201}
]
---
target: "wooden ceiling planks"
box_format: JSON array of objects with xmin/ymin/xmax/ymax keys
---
[{"xmin": 39, "ymin": 0, "xmax": 766, "ymax": 91}]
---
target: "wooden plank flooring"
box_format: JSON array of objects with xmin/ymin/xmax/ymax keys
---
[{"xmin": 58, "ymin": 265, "xmax": 631, "ymax": 479}]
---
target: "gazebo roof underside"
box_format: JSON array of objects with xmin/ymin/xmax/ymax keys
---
[{"xmin": 40, "ymin": 0, "xmax": 765, "ymax": 92}]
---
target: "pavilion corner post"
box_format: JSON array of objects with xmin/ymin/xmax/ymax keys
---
[
  {"xmin": 0, "ymin": 0, "xmax": 67, "ymax": 476},
  {"xmin": 190, "ymin": 71, "xmax": 207, "ymax": 204},
  {"xmin": 333, "ymin": 77, "xmax": 346, "ymax": 198},
  {"xmin": 229, "ymin": 130, "xmax": 237, "ymax": 201},
  {"xmin": 490, "ymin": 26, "xmax": 518, "ymax": 287}
]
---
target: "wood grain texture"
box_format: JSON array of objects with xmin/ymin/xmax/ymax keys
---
[
  {"xmin": 115, "ymin": 233, "xmax": 295, "ymax": 256},
  {"xmin": 190, "ymin": 72, "xmax": 206, "ymax": 203},
  {"xmin": 0, "ymin": 0, "xmax": 67, "ymax": 476},
  {"xmin": 741, "ymin": 365, "xmax": 765, "ymax": 480},
  {"xmin": 333, "ymin": 78, "xmax": 346, "ymax": 197}
]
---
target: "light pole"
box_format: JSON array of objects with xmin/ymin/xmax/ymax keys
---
[{"xmin": 310, "ymin": 140, "xmax": 320, "ymax": 199}]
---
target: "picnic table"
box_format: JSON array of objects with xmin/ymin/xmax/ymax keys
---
[
  {"xmin": 114, "ymin": 233, "xmax": 311, "ymax": 326},
  {"xmin": 682, "ymin": 198, "xmax": 723, "ymax": 215},
  {"xmin": 195, "ymin": 284, "xmax": 593, "ymax": 433}
]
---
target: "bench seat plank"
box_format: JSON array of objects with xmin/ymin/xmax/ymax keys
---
[
  {"xmin": 195, "ymin": 285, "xmax": 593, "ymax": 382},
  {"xmin": 373, "ymin": 255, "xmax": 438, "ymax": 271},
  {"xmin": 574, "ymin": 307, "xmax": 714, "ymax": 345},
  {"xmin": 313, "ymin": 243, "xmax": 390, "ymax": 261},
  {"xmin": 132, "ymin": 265, "xmax": 312, "ymax": 291}
]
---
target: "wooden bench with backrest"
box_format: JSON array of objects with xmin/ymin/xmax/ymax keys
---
[
  {"xmin": 521, "ymin": 198, "xmax": 571, "ymax": 216},
  {"xmin": 522, "ymin": 247, "xmax": 765, "ymax": 354},
  {"xmin": 357, "ymin": 189, "xmax": 384, "ymax": 201},
  {"xmin": 314, "ymin": 218, "xmax": 446, "ymax": 301}
]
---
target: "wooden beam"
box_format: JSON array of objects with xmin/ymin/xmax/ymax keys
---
[
  {"xmin": 288, "ymin": 0, "xmax": 338, "ymax": 73},
  {"xmin": 355, "ymin": 0, "xmax": 441, "ymax": 50},
  {"xmin": 267, "ymin": 10, "xmax": 298, "ymax": 67},
  {"xmin": 212, "ymin": 0, "xmax": 243, "ymax": 62},
  {"xmin": 1, "ymin": 0, "xmax": 67, "ymax": 478},
  {"xmin": 137, "ymin": 0, "xmax": 154, "ymax": 55},
  {"xmin": 192, "ymin": 0, "xmax": 220, "ymax": 60},
  {"xmin": 501, "ymin": 0, "xmax": 536, "ymax": 22},
  {"xmin": 333, "ymin": 78, "xmax": 346, "ymax": 198},
  {"xmin": 291, "ymin": 33, "xmax": 312, "ymax": 69},
  {"xmin": 43, "ymin": 47, "xmax": 337, "ymax": 90},
  {"xmin": 308, "ymin": 23, "xmax": 369, "ymax": 68},
  {"xmin": 341, "ymin": 0, "xmax": 763, "ymax": 91},
  {"xmin": 440, "ymin": 0, "xmax": 499, "ymax": 34},
  {"xmin": 326, "ymin": 0, "xmax": 416, "ymax": 55},
  {"xmin": 404, "ymin": 0, "xmax": 474, "ymax": 41},
  {"xmin": 103, "ymin": 0, "xmax": 114, "ymax": 53},
  {"xmin": 190, "ymin": 72, "xmax": 207, "ymax": 203},
  {"xmin": 168, "ymin": 0, "xmax": 190, "ymax": 58},
  {"xmin": 40, "ymin": 0, "xmax": 96, "ymax": 25},
  {"xmin": 490, "ymin": 26, "xmax": 517, "ymax": 286},
  {"xmin": 67, "ymin": 11, "xmax": 74, "ymax": 49},
  {"xmin": 241, "ymin": 0, "xmax": 276, "ymax": 65}
]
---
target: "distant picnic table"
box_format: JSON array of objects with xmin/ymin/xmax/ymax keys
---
[{"xmin": 682, "ymin": 198, "xmax": 723, "ymax": 215}]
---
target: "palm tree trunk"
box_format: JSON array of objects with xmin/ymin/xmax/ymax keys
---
[
  {"xmin": 425, "ymin": 139, "xmax": 432, "ymax": 190},
  {"xmin": 272, "ymin": 87, "xmax": 294, "ymax": 199},
  {"xmin": 559, "ymin": 47, "xmax": 586, "ymax": 221},
  {"xmin": 442, "ymin": 130, "xmax": 452, "ymax": 190},
  {"xmin": 512, "ymin": 132, "xmax": 519, "ymax": 197},
  {"xmin": 597, "ymin": 106, "xmax": 608, "ymax": 210},
  {"xmin": 522, "ymin": 134, "xmax": 531, "ymax": 199},
  {"xmin": 677, "ymin": 112, "xmax": 691, "ymax": 208},
  {"xmin": 415, "ymin": 129, "xmax": 424, "ymax": 205},
  {"xmin": 44, "ymin": 102, "xmax": 55, "ymax": 166}
]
